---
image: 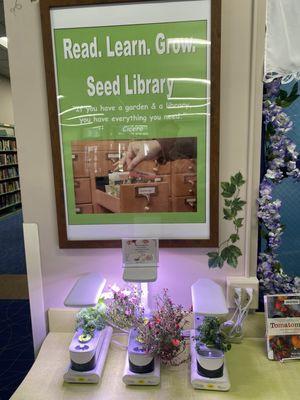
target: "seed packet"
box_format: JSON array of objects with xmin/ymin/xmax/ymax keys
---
[{"xmin": 264, "ymin": 294, "xmax": 300, "ymax": 361}]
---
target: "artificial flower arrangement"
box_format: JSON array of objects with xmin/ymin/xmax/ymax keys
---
[
  {"xmin": 136, "ymin": 289, "xmax": 191, "ymax": 366},
  {"xmin": 76, "ymin": 285, "xmax": 191, "ymax": 366},
  {"xmin": 104, "ymin": 284, "xmax": 145, "ymax": 330},
  {"xmin": 257, "ymin": 79, "xmax": 300, "ymax": 296}
]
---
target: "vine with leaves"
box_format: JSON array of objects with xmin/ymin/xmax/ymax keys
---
[{"xmin": 208, "ymin": 172, "xmax": 246, "ymax": 269}]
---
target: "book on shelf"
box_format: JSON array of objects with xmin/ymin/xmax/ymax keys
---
[
  {"xmin": 0, "ymin": 191, "xmax": 21, "ymax": 209},
  {"xmin": 0, "ymin": 153, "xmax": 18, "ymax": 165},
  {"xmin": 0, "ymin": 180, "xmax": 20, "ymax": 194},
  {"xmin": 0, "ymin": 139, "xmax": 17, "ymax": 151},
  {"xmin": 0, "ymin": 125, "xmax": 21, "ymax": 214},
  {"xmin": 0, "ymin": 166, "xmax": 18, "ymax": 180},
  {"xmin": 264, "ymin": 293, "xmax": 300, "ymax": 361}
]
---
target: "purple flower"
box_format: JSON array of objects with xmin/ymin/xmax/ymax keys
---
[
  {"xmin": 257, "ymin": 78, "xmax": 299, "ymax": 295},
  {"xmin": 273, "ymin": 112, "xmax": 293, "ymax": 132},
  {"xmin": 263, "ymin": 101, "xmax": 282, "ymax": 124},
  {"xmin": 264, "ymin": 79, "xmax": 281, "ymax": 99}
]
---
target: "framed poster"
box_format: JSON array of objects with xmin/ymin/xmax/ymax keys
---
[{"xmin": 40, "ymin": 0, "xmax": 221, "ymax": 248}]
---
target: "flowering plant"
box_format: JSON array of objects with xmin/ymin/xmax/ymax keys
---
[
  {"xmin": 258, "ymin": 78, "xmax": 300, "ymax": 295},
  {"xmin": 137, "ymin": 289, "xmax": 191, "ymax": 366},
  {"xmin": 105, "ymin": 284, "xmax": 144, "ymax": 330}
]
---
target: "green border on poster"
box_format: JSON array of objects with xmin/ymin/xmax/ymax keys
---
[{"xmin": 53, "ymin": 20, "xmax": 208, "ymax": 225}]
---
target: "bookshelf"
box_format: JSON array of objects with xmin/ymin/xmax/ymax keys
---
[{"xmin": 0, "ymin": 124, "xmax": 21, "ymax": 215}]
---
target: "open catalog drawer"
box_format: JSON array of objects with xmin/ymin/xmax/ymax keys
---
[{"xmin": 95, "ymin": 182, "xmax": 169, "ymax": 213}]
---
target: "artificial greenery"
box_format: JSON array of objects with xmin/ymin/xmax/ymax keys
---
[
  {"xmin": 257, "ymin": 79, "xmax": 300, "ymax": 295},
  {"xmin": 195, "ymin": 317, "xmax": 231, "ymax": 353},
  {"xmin": 76, "ymin": 300, "xmax": 106, "ymax": 336},
  {"xmin": 208, "ymin": 172, "xmax": 246, "ymax": 269},
  {"xmin": 275, "ymin": 82, "xmax": 299, "ymax": 108}
]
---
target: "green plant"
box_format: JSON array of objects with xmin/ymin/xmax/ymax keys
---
[
  {"xmin": 208, "ymin": 172, "xmax": 246, "ymax": 268},
  {"xmin": 76, "ymin": 300, "xmax": 106, "ymax": 336},
  {"xmin": 195, "ymin": 317, "xmax": 231, "ymax": 353}
]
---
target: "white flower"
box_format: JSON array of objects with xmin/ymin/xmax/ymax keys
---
[
  {"xmin": 265, "ymin": 169, "xmax": 277, "ymax": 179},
  {"xmin": 101, "ymin": 291, "xmax": 114, "ymax": 299},
  {"xmin": 273, "ymin": 200, "xmax": 282, "ymax": 207},
  {"xmin": 111, "ymin": 284, "xmax": 120, "ymax": 292},
  {"xmin": 287, "ymin": 143, "xmax": 296, "ymax": 153},
  {"xmin": 287, "ymin": 161, "xmax": 296, "ymax": 170},
  {"xmin": 294, "ymin": 277, "xmax": 300, "ymax": 290}
]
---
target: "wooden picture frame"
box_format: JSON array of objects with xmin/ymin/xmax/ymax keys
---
[{"xmin": 40, "ymin": 0, "xmax": 221, "ymax": 248}]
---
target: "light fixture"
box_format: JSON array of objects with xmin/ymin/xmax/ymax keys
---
[
  {"xmin": 64, "ymin": 272, "xmax": 106, "ymax": 307},
  {"xmin": 0, "ymin": 37, "xmax": 8, "ymax": 49}
]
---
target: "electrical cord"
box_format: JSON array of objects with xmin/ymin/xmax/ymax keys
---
[
  {"xmin": 111, "ymin": 332, "xmax": 128, "ymax": 350},
  {"xmin": 222, "ymin": 288, "xmax": 253, "ymax": 343}
]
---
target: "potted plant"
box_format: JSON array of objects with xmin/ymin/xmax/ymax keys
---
[
  {"xmin": 105, "ymin": 284, "xmax": 145, "ymax": 331},
  {"xmin": 137, "ymin": 289, "xmax": 191, "ymax": 366},
  {"xmin": 194, "ymin": 316, "xmax": 231, "ymax": 378},
  {"xmin": 76, "ymin": 301, "xmax": 106, "ymax": 341}
]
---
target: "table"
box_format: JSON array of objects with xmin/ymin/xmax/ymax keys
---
[{"xmin": 11, "ymin": 318, "xmax": 300, "ymax": 400}]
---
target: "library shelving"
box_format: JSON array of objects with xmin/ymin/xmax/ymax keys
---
[{"xmin": 0, "ymin": 124, "xmax": 21, "ymax": 215}]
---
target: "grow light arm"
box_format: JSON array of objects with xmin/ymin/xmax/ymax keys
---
[
  {"xmin": 64, "ymin": 273, "xmax": 106, "ymax": 307},
  {"xmin": 191, "ymin": 279, "xmax": 228, "ymax": 329}
]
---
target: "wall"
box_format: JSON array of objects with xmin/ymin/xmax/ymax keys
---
[
  {"xmin": 4, "ymin": 0, "xmax": 265, "ymax": 325},
  {"xmin": 0, "ymin": 75, "xmax": 13, "ymax": 124}
]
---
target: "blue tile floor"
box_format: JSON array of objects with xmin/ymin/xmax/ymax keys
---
[
  {"xmin": 0, "ymin": 300, "xmax": 34, "ymax": 400},
  {"xmin": 0, "ymin": 210, "xmax": 34, "ymax": 399}
]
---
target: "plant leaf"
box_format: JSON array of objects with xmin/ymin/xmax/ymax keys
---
[
  {"xmin": 227, "ymin": 245, "xmax": 242, "ymax": 257},
  {"xmin": 230, "ymin": 234, "xmax": 239, "ymax": 243},
  {"xmin": 231, "ymin": 198, "xmax": 246, "ymax": 211},
  {"xmin": 231, "ymin": 172, "xmax": 245, "ymax": 188},
  {"xmin": 220, "ymin": 246, "xmax": 231, "ymax": 261},
  {"xmin": 274, "ymin": 262, "xmax": 283, "ymax": 273},
  {"xmin": 207, "ymin": 252, "xmax": 224, "ymax": 269},
  {"xmin": 266, "ymin": 122, "xmax": 276, "ymax": 136},
  {"xmin": 223, "ymin": 207, "xmax": 234, "ymax": 220},
  {"xmin": 227, "ymin": 254, "xmax": 238, "ymax": 268},
  {"xmin": 234, "ymin": 218, "xmax": 244, "ymax": 228},
  {"xmin": 221, "ymin": 182, "xmax": 236, "ymax": 198},
  {"xmin": 278, "ymin": 89, "xmax": 288, "ymax": 100},
  {"xmin": 290, "ymin": 82, "xmax": 298, "ymax": 97},
  {"xmin": 279, "ymin": 98, "xmax": 299, "ymax": 108},
  {"xmin": 220, "ymin": 245, "xmax": 241, "ymax": 268}
]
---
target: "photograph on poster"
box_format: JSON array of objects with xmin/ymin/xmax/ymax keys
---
[
  {"xmin": 41, "ymin": 0, "xmax": 220, "ymax": 245},
  {"xmin": 72, "ymin": 137, "xmax": 197, "ymax": 214}
]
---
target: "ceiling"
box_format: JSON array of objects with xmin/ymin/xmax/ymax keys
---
[{"xmin": 0, "ymin": 0, "xmax": 9, "ymax": 78}]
